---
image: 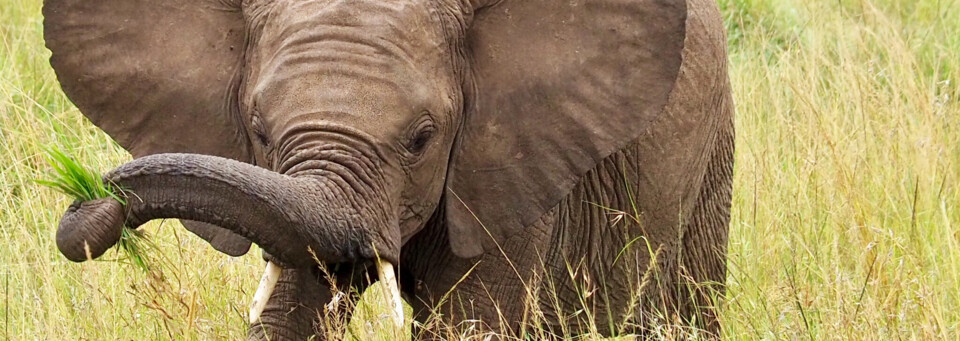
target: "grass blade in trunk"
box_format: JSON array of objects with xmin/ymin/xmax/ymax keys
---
[{"xmin": 35, "ymin": 147, "xmax": 153, "ymax": 272}]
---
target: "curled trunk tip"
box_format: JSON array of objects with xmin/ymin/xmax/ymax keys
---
[{"xmin": 56, "ymin": 198, "xmax": 125, "ymax": 262}]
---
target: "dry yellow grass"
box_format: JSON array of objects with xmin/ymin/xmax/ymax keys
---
[
  {"xmin": 1, "ymin": 0, "xmax": 957, "ymax": 339},
  {"xmin": 720, "ymin": 0, "xmax": 959, "ymax": 338}
]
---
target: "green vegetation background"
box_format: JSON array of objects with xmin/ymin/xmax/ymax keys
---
[{"xmin": 1, "ymin": 0, "xmax": 958, "ymax": 339}]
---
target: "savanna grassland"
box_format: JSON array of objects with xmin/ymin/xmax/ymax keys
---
[{"xmin": 1, "ymin": 0, "xmax": 958, "ymax": 339}]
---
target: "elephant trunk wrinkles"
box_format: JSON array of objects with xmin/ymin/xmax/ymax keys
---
[
  {"xmin": 55, "ymin": 153, "xmax": 396, "ymax": 267},
  {"xmin": 57, "ymin": 198, "xmax": 125, "ymax": 262}
]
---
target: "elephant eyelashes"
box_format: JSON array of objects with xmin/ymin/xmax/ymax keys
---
[
  {"xmin": 251, "ymin": 113, "xmax": 270, "ymax": 147},
  {"xmin": 404, "ymin": 114, "xmax": 436, "ymax": 155},
  {"xmin": 406, "ymin": 128, "xmax": 434, "ymax": 154}
]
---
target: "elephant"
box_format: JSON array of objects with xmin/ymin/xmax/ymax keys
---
[{"xmin": 44, "ymin": 0, "xmax": 734, "ymax": 339}]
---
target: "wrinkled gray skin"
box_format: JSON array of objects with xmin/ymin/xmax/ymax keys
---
[{"xmin": 44, "ymin": 0, "xmax": 734, "ymax": 339}]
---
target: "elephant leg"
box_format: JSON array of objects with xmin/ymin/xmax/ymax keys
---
[
  {"xmin": 405, "ymin": 143, "xmax": 698, "ymax": 339},
  {"xmin": 248, "ymin": 262, "xmax": 373, "ymax": 341},
  {"xmin": 676, "ymin": 101, "xmax": 735, "ymax": 337},
  {"xmin": 403, "ymin": 211, "xmax": 558, "ymax": 339},
  {"xmin": 531, "ymin": 146, "xmax": 689, "ymax": 338}
]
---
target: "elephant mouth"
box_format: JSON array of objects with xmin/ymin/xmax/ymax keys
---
[
  {"xmin": 248, "ymin": 258, "xmax": 403, "ymax": 327},
  {"xmin": 53, "ymin": 153, "xmax": 404, "ymax": 329}
]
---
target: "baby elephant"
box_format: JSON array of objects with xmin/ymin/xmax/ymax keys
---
[{"xmin": 45, "ymin": 0, "xmax": 734, "ymax": 339}]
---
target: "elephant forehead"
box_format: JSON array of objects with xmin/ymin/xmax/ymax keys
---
[
  {"xmin": 256, "ymin": 0, "xmax": 447, "ymax": 59},
  {"xmin": 259, "ymin": 65, "xmax": 425, "ymax": 114},
  {"xmin": 248, "ymin": 0, "xmax": 456, "ymax": 127}
]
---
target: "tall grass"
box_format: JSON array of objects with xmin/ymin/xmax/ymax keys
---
[
  {"xmin": 0, "ymin": 0, "xmax": 957, "ymax": 339},
  {"xmin": 1, "ymin": 1, "xmax": 254, "ymax": 338},
  {"xmin": 719, "ymin": 0, "xmax": 960, "ymax": 338}
]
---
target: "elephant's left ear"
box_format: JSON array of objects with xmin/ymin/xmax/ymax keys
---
[
  {"xmin": 445, "ymin": 0, "xmax": 688, "ymax": 258},
  {"xmin": 44, "ymin": 0, "xmax": 253, "ymax": 255}
]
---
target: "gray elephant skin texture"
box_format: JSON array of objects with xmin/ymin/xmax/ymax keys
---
[{"xmin": 44, "ymin": 0, "xmax": 735, "ymax": 339}]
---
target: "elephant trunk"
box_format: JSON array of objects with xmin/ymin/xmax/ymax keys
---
[
  {"xmin": 55, "ymin": 153, "xmax": 398, "ymax": 267},
  {"xmin": 56, "ymin": 198, "xmax": 125, "ymax": 261}
]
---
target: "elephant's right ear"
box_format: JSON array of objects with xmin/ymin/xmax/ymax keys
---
[
  {"xmin": 44, "ymin": 0, "xmax": 249, "ymax": 160},
  {"xmin": 44, "ymin": 0, "xmax": 253, "ymax": 255}
]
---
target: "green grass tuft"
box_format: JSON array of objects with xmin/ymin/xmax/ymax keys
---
[
  {"xmin": 34, "ymin": 147, "xmax": 123, "ymax": 203},
  {"xmin": 35, "ymin": 147, "xmax": 152, "ymax": 272}
]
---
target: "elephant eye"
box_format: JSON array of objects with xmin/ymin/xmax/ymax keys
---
[
  {"xmin": 405, "ymin": 114, "xmax": 436, "ymax": 155},
  {"xmin": 406, "ymin": 127, "xmax": 435, "ymax": 154},
  {"xmin": 251, "ymin": 112, "xmax": 269, "ymax": 147}
]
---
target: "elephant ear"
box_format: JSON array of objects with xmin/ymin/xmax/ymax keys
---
[
  {"xmin": 44, "ymin": 0, "xmax": 253, "ymax": 256},
  {"xmin": 446, "ymin": 0, "xmax": 688, "ymax": 257}
]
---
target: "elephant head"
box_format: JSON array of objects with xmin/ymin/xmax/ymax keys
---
[{"xmin": 45, "ymin": 0, "xmax": 686, "ymax": 337}]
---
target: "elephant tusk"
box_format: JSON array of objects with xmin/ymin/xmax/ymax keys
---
[
  {"xmin": 248, "ymin": 260, "xmax": 400, "ymax": 328},
  {"xmin": 375, "ymin": 259, "xmax": 404, "ymax": 328},
  {"xmin": 249, "ymin": 261, "xmax": 282, "ymax": 324}
]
